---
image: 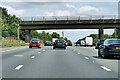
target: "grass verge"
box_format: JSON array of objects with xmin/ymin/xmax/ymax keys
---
[{"xmin": 0, "ymin": 44, "xmax": 29, "ymax": 48}]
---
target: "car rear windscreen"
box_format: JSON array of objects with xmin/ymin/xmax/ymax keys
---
[
  {"xmin": 31, "ymin": 40, "xmax": 38, "ymax": 43},
  {"xmin": 46, "ymin": 41, "xmax": 51, "ymax": 43},
  {"xmin": 108, "ymin": 40, "xmax": 120, "ymax": 44},
  {"xmin": 55, "ymin": 40, "xmax": 65, "ymax": 42}
]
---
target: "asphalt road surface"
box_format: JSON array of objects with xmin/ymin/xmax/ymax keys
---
[{"xmin": 2, "ymin": 46, "xmax": 119, "ymax": 78}]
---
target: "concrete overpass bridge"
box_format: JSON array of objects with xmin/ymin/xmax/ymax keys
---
[{"xmin": 19, "ymin": 16, "xmax": 120, "ymax": 42}]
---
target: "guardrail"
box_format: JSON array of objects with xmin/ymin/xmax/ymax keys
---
[
  {"xmin": 0, "ymin": 43, "xmax": 25, "ymax": 46},
  {"xmin": 20, "ymin": 15, "xmax": 119, "ymax": 21}
]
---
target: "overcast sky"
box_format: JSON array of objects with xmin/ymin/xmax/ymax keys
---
[{"xmin": 0, "ymin": 0, "xmax": 119, "ymax": 42}]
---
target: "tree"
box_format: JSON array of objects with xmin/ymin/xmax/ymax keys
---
[
  {"xmin": 64, "ymin": 37, "xmax": 68, "ymax": 41},
  {"xmin": 112, "ymin": 29, "xmax": 120, "ymax": 39},
  {"xmin": 67, "ymin": 40, "xmax": 72, "ymax": 44},
  {"xmin": 59, "ymin": 37, "xmax": 64, "ymax": 39},
  {"xmin": 51, "ymin": 32, "xmax": 60, "ymax": 38}
]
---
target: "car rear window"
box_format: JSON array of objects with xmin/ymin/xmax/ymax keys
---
[
  {"xmin": 31, "ymin": 40, "xmax": 38, "ymax": 43},
  {"xmin": 46, "ymin": 41, "xmax": 51, "ymax": 43},
  {"xmin": 55, "ymin": 40, "xmax": 65, "ymax": 42},
  {"xmin": 108, "ymin": 40, "xmax": 120, "ymax": 44}
]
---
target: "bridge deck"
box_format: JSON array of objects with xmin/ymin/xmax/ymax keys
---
[{"xmin": 19, "ymin": 16, "xmax": 120, "ymax": 30}]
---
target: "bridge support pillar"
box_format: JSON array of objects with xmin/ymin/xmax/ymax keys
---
[
  {"xmin": 99, "ymin": 28, "xmax": 104, "ymax": 40},
  {"xmin": 25, "ymin": 30, "xmax": 31, "ymax": 43}
]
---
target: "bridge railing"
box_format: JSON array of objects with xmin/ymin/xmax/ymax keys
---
[{"xmin": 20, "ymin": 15, "xmax": 119, "ymax": 21}]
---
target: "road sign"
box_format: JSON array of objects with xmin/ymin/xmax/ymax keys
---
[{"xmin": 2, "ymin": 30, "xmax": 8, "ymax": 37}]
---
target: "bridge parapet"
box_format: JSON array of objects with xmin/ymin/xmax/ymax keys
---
[{"xmin": 20, "ymin": 15, "xmax": 119, "ymax": 21}]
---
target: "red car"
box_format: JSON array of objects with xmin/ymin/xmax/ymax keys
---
[{"xmin": 29, "ymin": 38, "xmax": 41, "ymax": 48}]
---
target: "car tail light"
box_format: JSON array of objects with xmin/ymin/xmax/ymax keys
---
[
  {"xmin": 63, "ymin": 42, "xmax": 66, "ymax": 44},
  {"xmin": 108, "ymin": 46, "xmax": 114, "ymax": 48},
  {"xmin": 97, "ymin": 43, "xmax": 100, "ymax": 45},
  {"xmin": 54, "ymin": 42, "xmax": 56, "ymax": 44}
]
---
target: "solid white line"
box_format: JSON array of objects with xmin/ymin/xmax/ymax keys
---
[
  {"xmin": 77, "ymin": 53, "xmax": 80, "ymax": 54},
  {"xmin": 43, "ymin": 50, "xmax": 45, "ymax": 51},
  {"xmin": 31, "ymin": 56, "xmax": 35, "ymax": 59},
  {"xmin": 38, "ymin": 52, "xmax": 41, "ymax": 54},
  {"xmin": 14, "ymin": 55, "xmax": 23, "ymax": 57},
  {"xmin": 2, "ymin": 47, "xmax": 26, "ymax": 52},
  {"xmin": 84, "ymin": 57, "xmax": 89, "ymax": 60},
  {"xmin": 101, "ymin": 66, "xmax": 111, "ymax": 72},
  {"xmin": 15, "ymin": 65, "xmax": 23, "ymax": 70}
]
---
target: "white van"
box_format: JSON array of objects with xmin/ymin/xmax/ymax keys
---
[
  {"xmin": 80, "ymin": 40, "xmax": 85, "ymax": 46},
  {"xmin": 85, "ymin": 37, "xmax": 93, "ymax": 47}
]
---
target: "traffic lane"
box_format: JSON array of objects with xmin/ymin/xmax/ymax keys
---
[
  {"xmin": 69, "ymin": 46, "xmax": 118, "ymax": 74},
  {"xmin": 3, "ymin": 46, "xmax": 117, "ymax": 78},
  {"xmin": 2, "ymin": 46, "xmax": 47, "ymax": 78},
  {"xmin": 2, "ymin": 46, "xmax": 44, "ymax": 59},
  {"xmin": 1, "ymin": 46, "xmax": 28, "ymax": 52}
]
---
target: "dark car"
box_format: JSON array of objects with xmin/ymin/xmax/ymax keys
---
[
  {"xmin": 68, "ymin": 43, "xmax": 72, "ymax": 46},
  {"xmin": 98, "ymin": 39, "xmax": 120, "ymax": 58},
  {"xmin": 53, "ymin": 39, "xmax": 67, "ymax": 49},
  {"xmin": 75, "ymin": 42, "xmax": 79, "ymax": 46},
  {"xmin": 29, "ymin": 39, "xmax": 41, "ymax": 48},
  {"xmin": 95, "ymin": 40, "xmax": 105, "ymax": 49},
  {"xmin": 44, "ymin": 41, "xmax": 52, "ymax": 46}
]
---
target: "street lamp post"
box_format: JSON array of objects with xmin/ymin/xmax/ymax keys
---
[
  {"xmin": 18, "ymin": 24, "xmax": 20, "ymax": 40},
  {"xmin": 62, "ymin": 31, "xmax": 64, "ymax": 38}
]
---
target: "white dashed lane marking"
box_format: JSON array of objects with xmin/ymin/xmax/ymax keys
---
[
  {"xmin": 101, "ymin": 66, "xmax": 111, "ymax": 72},
  {"xmin": 77, "ymin": 53, "xmax": 80, "ymax": 54},
  {"xmin": 38, "ymin": 52, "xmax": 41, "ymax": 54},
  {"xmin": 15, "ymin": 65, "xmax": 23, "ymax": 70},
  {"xmin": 31, "ymin": 56, "xmax": 35, "ymax": 59},
  {"xmin": 43, "ymin": 50, "xmax": 45, "ymax": 51},
  {"xmin": 14, "ymin": 55, "xmax": 24, "ymax": 57},
  {"xmin": 84, "ymin": 57, "xmax": 89, "ymax": 60}
]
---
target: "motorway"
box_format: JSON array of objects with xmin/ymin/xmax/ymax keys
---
[{"xmin": 2, "ymin": 46, "xmax": 119, "ymax": 79}]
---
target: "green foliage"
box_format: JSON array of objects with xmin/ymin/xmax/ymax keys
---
[
  {"xmin": 51, "ymin": 32, "xmax": 60, "ymax": 38},
  {"xmin": 112, "ymin": 29, "xmax": 120, "ymax": 39},
  {"xmin": 59, "ymin": 37, "xmax": 64, "ymax": 39},
  {"xmin": 30, "ymin": 31, "xmax": 52, "ymax": 43},
  {"xmin": 1, "ymin": 6, "xmax": 24, "ymax": 40},
  {"xmin": 0, "ymin": 43, "xmax": 28, "ymax": 48},
  {"xmin": 67, "ymin": 40, "xmax": 72, "ymax": 44},
  {"xmin": 64, "ymin": 37, "xmax": 68, "ymax": 41}
]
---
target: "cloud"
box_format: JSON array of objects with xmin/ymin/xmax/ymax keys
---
[
  {"xmin": 66, "ymin": 3, "xmax": 75, "ymax": 8},
  {"xmin": 76, "ymin": 6, "xmax": 100, "ymax": 15},
  {"xmin": 1, "ymin": 2, "xmax": 117, "ymax": 17},
  {"xmin": 2, "ymin": 0, "xmax": 119, "ymax": 2},
  {"xmin": 0, "ymin": 5, "xmax": 25, "ymax": 16},
  {"xmin": 55, "ymin": 10, "xmax": 71, "ymax": 16},
  {"xmin": 45, "ymin": 12, "xmax": 54, "ymax": 16},
  {"xmin": 45, "ymin": 5, "xmax": 101, "ymax": 16}
]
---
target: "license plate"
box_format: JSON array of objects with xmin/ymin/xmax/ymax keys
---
[
  {"xmin": 58, "ymin": 43, "xmax": 62, "ymax": 45},
  {"xmin": 47, "ymin": 43, "xmax": 49, "ymax": 44},
  {"xmin": 32, "ymin": 44, "xmax": 36, "ymax": 46},
  {"xmin": 116, "ymin": 47, "xmax": 120, "ymax": 49}
]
